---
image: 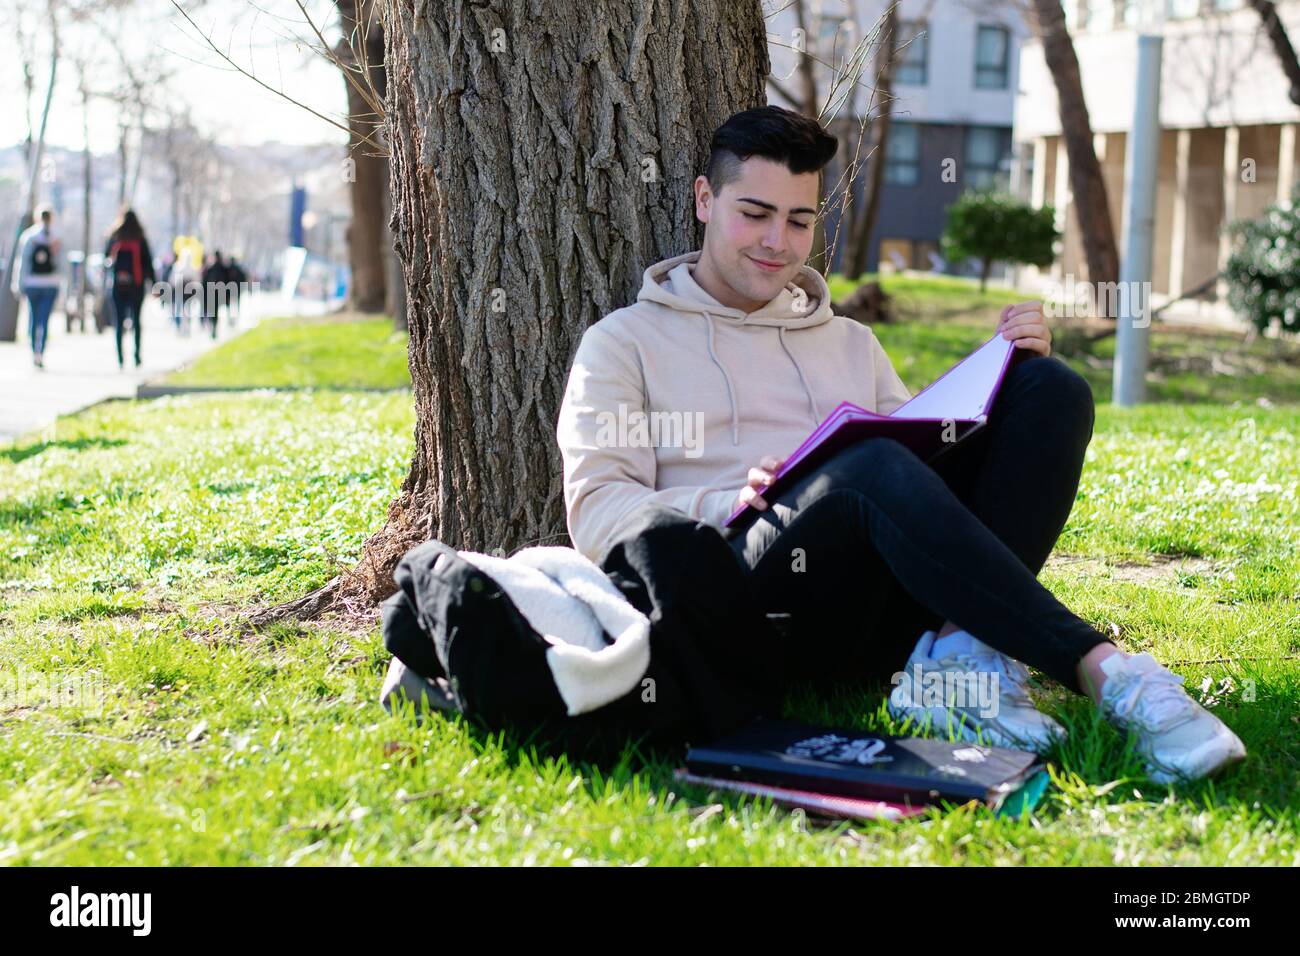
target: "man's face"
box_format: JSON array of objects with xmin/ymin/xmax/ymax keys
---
[{"xmin": 694, "ymin": 157, "xmax": 819, "ymax": 310}]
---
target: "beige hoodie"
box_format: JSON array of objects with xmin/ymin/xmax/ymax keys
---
[{"xmin": 556, "ymin": 250, "xmax": 914, "ymax": 562}]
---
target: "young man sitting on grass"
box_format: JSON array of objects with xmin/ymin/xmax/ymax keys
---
[{"xmin": 555, "ymin": 105, "xmax": 1246, "ymax": 785}]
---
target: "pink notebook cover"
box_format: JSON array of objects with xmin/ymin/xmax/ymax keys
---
[
  {"xmin": 724, "ymin": 332, "xmax": 1020, "ymax": 526},
  {"xmin": 673, "ymin": 768, "xmax": 929, "ymax": 821}
]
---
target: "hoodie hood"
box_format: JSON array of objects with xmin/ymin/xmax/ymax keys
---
[
  {"xmin": 635, "ymin": 250, "xmax": 833, "ymax": 446},
  {"xmin": 636, "ymin": 249, "xmax": 834, "ymax": 329}
]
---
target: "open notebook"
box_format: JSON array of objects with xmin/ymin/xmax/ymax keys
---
[{"xmin": 724, "ymin": 331, "xmax": 1023, "ymax": 527}]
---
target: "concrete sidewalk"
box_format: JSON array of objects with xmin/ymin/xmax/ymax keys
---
[{"xmin": 0, "ymin": 291, "xmax": 332, "ymax": 443}]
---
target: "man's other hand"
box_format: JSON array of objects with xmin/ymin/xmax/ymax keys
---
[
  {"xmin": 998, "ymin": 300, "xmax": 1052, "ymax": 357},
  {"xmin": 738, "ymin": 455, "xmax": 785, "ymax": 511}
]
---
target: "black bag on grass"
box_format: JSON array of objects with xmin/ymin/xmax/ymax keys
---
[{"xmin": 380, "ymin": 501, "xmax": 787, "ymax": 761}]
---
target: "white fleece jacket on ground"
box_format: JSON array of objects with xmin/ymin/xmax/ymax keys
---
[
  {"xmin": 458, "ymin": 547, "xmax": 650, "ymax": 716},
  {"xmin": 556, "ymin": 249, "xmax": 914, "ymax": 563}
]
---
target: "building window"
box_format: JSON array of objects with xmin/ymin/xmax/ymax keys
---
[
  {"xmin": 965, "ymin": 126, "xmax": 1006, "ymax": 190},
  {"xmin": 974, "ymin": 25, "xmax": 1010, "ymax": 90},
  {"xmin": 895, "ymin": 20, "xmax": 928, "ymax": 86},
  {"xmin": 885, "ymin": 122, "xmax": 921, "ymax": 185}
]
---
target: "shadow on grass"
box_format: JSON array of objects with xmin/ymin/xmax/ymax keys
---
[
  {"xmin": 385, "ymin": 666, "xmax": 1286, "ymax": 834},
  {"xmin": 0, "ymin": 436, "xmax": 128, "ymax": 465}
]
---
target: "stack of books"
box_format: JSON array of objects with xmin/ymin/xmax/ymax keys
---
[{"xmin": 675, "ymin": 717, "xmax": 1051, "ymax": 822}]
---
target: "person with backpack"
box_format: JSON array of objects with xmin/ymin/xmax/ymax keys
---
[
  {"xmin": 201, "ymin": 251, "xmax": 229, "ymax": 340},
  {"xmin": 11, "ymin": 204, "xmax": 63, "ymax": 369},
  {"xmin": 103, "ymin": 208, "xmax": 156, "ymax": 369}
]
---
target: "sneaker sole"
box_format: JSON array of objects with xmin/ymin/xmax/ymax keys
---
[{"xmin": 1145, "ymin": 729, "xmax": 1248, "ymax": 785}]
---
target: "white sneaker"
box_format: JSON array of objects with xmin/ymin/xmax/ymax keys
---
[
  {"xmin": 887, "ymin": 630, "xmax": 1067, "ymax": 754},
  {"xmin": 1098, "ymin": 652, "xmax": 1247, "ymax": 785}
]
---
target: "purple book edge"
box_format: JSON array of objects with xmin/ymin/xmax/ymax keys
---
[
  {"xmin": 723, "ymin": 331, "xmax": 1019, "ymax": 526},
  {"xmin": 672, "ymin": 768, "xmax": 928, "ymax": 821}
]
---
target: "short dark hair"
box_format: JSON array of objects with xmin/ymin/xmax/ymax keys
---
[{"xmin": 705, "ymin": 105, "xmax": 838, "ymax": 196}]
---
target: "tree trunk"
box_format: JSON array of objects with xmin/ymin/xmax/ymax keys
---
[
  {"xmin": 844, "ymin": 4, "xmax": 898, "ymax": 281},
  {"xmin": 337, "ymin": 0, "xmax": 389, "ymax": 314},
  {"xmin": 0, "ymin": 15, "xmax": 58, "ymax": 343},
  {"xmin": 128, "ymin": 118, "xmax": 146, "ymax": 205},
  {"xmin": 1248, "ymin": 0, "xmax": 1300, "ymax": 107},
  {"xmin": 791, "ymin": 0, "xmax": 830, "ymax": 275},
  {"xmin": 117, "ymin": 124, "xmax": 129, "ymax": 208},
  {"xmin": 171, "ymin": 163, "xmax": 181, "ymax": 238},
  {"xmin": 344, "ymin": 0, "xmax": 771, "ymax": 607},
  {"xmin": 77, "ymin": 73, "xmax": 92, "ymax": 333},
  {"xmin": 1029, "ymin": 0, "xmax": 1119, "ymax": 305}
]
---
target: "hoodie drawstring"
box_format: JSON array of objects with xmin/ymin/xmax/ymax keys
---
[
  {"xmin": 779, "ymin": 325, "xmax": 821, "ymax": 426},
  {"xmin": 703, "ymin": 312, "xmax": 822, "ymax": 447},
  {"xmin": 704, "ymin": 312, "xmax": 741, "ymax": 446}
]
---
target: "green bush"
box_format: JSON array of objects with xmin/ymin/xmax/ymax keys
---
[
  {"xmin": 941, "ymin": 191, "xmax": 1058, "ymax": 291},
  {"xmin": 1225, "ymin": 189, "xmax": 1300, "ymax": 335}
]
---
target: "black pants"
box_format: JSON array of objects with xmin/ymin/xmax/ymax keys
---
[
  {"xmin": 112, "ymin": 287, "xmax": 145, "ymax": 366},
  {"xmin": 725, "ymin": 352, "xmax": 1112, "ymax": 695}
]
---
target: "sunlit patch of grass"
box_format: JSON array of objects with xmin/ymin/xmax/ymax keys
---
[{"xmin": 161, "ymin": 312, "xmax": 410, "ymax": 390}]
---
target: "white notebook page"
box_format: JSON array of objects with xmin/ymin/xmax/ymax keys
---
[{"xmin": 890, "ymin": 334, "xmax": 1013, "ymax": 421}]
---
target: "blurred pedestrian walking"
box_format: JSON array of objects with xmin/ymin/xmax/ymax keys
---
[
  {"xmin": 104, "ymin": 208, "xmax": 156, "ymax": 369},
  {"xmin": 200, "ymin": 251, "xmax": 229, "ymax": 340},
  {"xmin": 225, "ymin": 255, "xmax": 247, "ymax": 327},
  {"xmin": 167, "ymin": 243, "xmax": 200, "ymax": 336},
  {"xmin": 11, "ymin": 204, "xmax": 63, "ymax": 369}
]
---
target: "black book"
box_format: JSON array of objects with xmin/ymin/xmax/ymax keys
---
[{"xmin": 685, "ymin": 717, "xmax": 1044, "ymax": 810}]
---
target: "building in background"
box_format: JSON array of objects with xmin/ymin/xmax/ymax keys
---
[
  {"xmin": 1013, "ymin": 0, "xmax": 1300, "ymax": 326},
  {"xmin": 767, "ymin": 0, "xmax": 1029, "ymax": 276}
]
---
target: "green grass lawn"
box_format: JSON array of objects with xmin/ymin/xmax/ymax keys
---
[
  {"xmin": 858, "ymin": 273, "xmax": 1300, "ymax": 407},
  {"xmin": 1, "ymin": 304, "xmax": 1298, "ymax": 864},
  {"xmin": 160, "ymin": 312, "xmax": 410, "ymax": 390},
  {"xmin": 828, "ymin": 270, "xmax": 1027, "ymax": 320}
]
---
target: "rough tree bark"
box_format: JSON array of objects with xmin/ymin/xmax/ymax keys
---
[
  {"xmin": 383, "ymin": 175, "xmax": 407, "ymax": 330},
  {"xmin": 337, "ymin": 0, "xmax": 389, "ymax": 313},
  {"xmin": 1029, "ymin": 0, "xmax": 1119, "ymax": 304},
  {"xmin": 322, "ymin": 0, "xmax": 772, "ymax": 611}
]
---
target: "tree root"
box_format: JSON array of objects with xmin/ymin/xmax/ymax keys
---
[
  {"xmin": 246, "ymin": 576, "xmax": 343, "ymax": 628},
  {"xmin": 247, "ymin": 491, "xmax": 431, "ymax": 628}
]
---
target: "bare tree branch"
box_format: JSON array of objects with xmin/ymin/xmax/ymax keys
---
[{"xmin": 167, "ymin": 0, "xmax": 383, "ymax": 153}]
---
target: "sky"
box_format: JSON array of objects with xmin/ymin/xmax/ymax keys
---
[{"xmin": 0, "ymin": 0, "xmax": 351, "ymax": 154}]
